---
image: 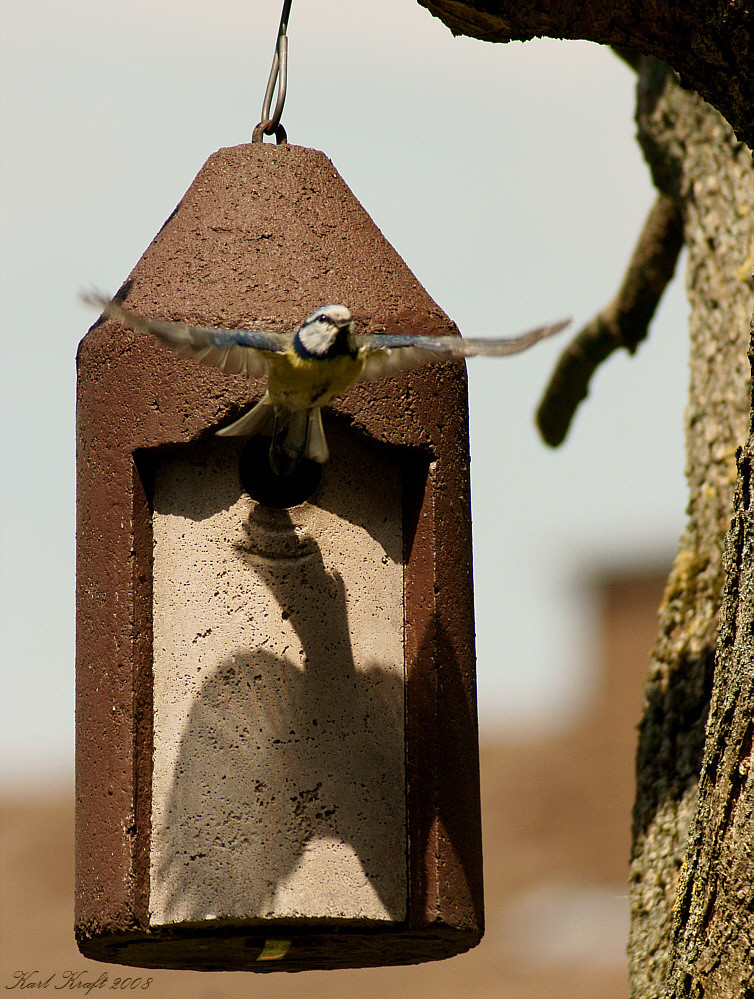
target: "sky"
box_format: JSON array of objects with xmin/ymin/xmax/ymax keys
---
[{"xmin": 0, "ymin": 0, "xmax": 689, "ymax": 786}]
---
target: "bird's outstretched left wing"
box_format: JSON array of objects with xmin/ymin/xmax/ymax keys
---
[
  {"xmin": 82, "ymin": 291, "xmax": 289, "ymax": 377},
  {"xmin": 355, "ymin": 319, "xmax": 570, "ymax": 382}
]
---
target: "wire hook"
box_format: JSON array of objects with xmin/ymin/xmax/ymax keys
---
[{"xmin": 257, "ymin": 0, "xmax": 292, "ymax": 138}]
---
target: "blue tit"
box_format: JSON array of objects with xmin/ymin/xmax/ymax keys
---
[{"xmin": 83, "ymin": 292, "xmax": 568, "ymax": 476}]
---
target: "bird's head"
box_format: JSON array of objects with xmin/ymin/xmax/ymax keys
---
[{"xmin": 294, "ymin": 305, "xmax": 356, "ymax": 359}]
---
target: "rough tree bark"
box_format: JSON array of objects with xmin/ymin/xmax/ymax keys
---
[
  {"xmin": 629, "ymin": 60, "xmax": 753, "ymax": 999},
  {"xmin": 417, "ymin": 3, "xmax": 754, "ymax": 997}
]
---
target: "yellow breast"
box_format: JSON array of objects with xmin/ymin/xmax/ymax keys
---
[{"xmin": 266, "ymin": 351, "xmax": 365, "ymax": 410}]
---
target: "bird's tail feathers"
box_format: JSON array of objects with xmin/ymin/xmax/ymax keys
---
[
  {"xmin": 305, "ymin": 408, "xmax": 329, "ymax": 464},
  {"xmin": 269, "ymin": 409, "xmax": 306, "ymax": 477},
  {"xmin": 216, "ymin": 399, "xmax": 329, "ymax": 476}
]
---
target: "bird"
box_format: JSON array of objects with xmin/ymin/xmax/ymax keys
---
[{"xmin": 83, "ymin": 291, "xmax": 568, "ymax": 476}]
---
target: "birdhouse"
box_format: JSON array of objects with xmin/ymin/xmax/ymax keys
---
[{"xmin": 75, "ymin": 143, "xmax": 483, "ymax": 971}]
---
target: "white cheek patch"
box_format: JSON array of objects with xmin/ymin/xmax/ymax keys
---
[{"xmin": 299, "ymin": 321, "xmax": 338, "ymax": 356}]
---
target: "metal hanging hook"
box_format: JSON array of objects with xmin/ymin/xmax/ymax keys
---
[{"xmin": 254, "ymin": 0, "xmax": 292, "ymax": 144}]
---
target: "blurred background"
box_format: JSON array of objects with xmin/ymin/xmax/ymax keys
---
[{"xmin": 1, "ymin": 1, "xmax": 688, "ymax": 996}]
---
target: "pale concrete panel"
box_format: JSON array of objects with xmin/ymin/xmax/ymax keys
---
[{"xmin": 148, "ymin": 426, "xmax": 405, "ymax": 925}]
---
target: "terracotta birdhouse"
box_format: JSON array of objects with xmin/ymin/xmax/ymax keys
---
[{"xmin": 75, "ymin": 143, "xmax": 483, "ymax": 971}]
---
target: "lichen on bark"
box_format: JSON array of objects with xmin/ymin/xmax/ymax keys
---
[{"xmin": 663, "ymin": 412, "xmax": 754, "ymax": 998}]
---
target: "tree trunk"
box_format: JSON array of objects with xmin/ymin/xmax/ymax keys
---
[
  {"xmin": 662, "ymin": 385, "xmax": 754, "ymax": 997},
  {"xmin": 417, "ymin": 3, "xmax": 754, "ymax": 996},
  {"xmin": 629, "ymin": 59, "xmax": 753, "ymax": 999}
]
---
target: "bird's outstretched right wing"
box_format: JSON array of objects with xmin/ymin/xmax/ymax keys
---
[
  {"xmin": 82, "ymin": 291, "xmax": 289, "ymax": 378},
  {"xmin": 355, "ymin": 319, "xmax": 570, "ymax": 381}
]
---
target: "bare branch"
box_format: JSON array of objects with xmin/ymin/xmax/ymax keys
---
[{"xmin": 536, "ymin": 192, "xmax": 684, "ymax": 447}]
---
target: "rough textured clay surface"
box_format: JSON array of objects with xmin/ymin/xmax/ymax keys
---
[{"xmin": 76, "ymin": 142, "xmax": 483, "ymax": 970}]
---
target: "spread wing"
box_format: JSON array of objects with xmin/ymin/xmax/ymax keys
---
[
  {"xmin": 355, "ymin": 319, "xmax": 570, "ymax": 382},
  {"xmin": 82, "ymin": 291, "xmax": 289, "ymax": 377}
]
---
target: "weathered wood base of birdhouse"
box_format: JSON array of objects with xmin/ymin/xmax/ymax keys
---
[{"xmin": 76, "ymin": 141, "xmax": 483, "ymax": 971}]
